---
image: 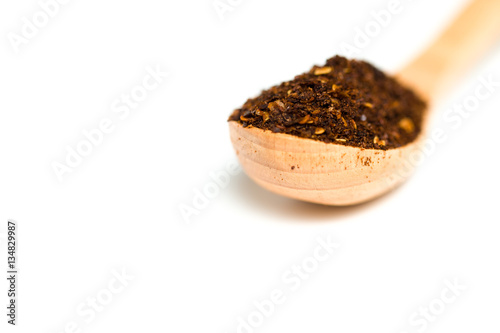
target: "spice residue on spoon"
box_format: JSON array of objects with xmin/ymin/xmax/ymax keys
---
[{"xmin": 228, "ymin": 56, "xmax": 426, "ymax": 150}]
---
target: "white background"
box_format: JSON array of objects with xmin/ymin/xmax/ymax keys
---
[{"xmin": 1, "ymin": 0, "xmax": 499, "ymax": 332}]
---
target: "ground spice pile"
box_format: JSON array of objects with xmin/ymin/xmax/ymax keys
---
[{"xmin": 228, "ymin": 56, "xmax": 426, "ymax": 150}]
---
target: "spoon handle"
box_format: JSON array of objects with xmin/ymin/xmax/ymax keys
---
[{"xmin": 397, "ymin": 0, "xmax": 500, "ymax": 101}]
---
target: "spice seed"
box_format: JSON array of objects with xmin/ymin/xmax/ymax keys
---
[
  {"xmin": 315, "ymin": 127, "xmax": 326, "ymax": 135},
  {"xmin": 350, "ymin": 119, "xmax": 357, "ymax": 130},
  {"xmin": 298, "ymin": 115, "xmax": 310, "ymax": 124},
  {"xmin": 341, "ymin": 117, "xmax": 348, "ymax": 127},
  {"xmin": 314, "ymin": 67, "xmax": 333, "ymax": 75},
  {"xmin": 398, "ymin": 117, "xmax": 415, "ymax": 133},
  {"xmin": 262, "ymin": 112, "xmax": 270, "ymax": 123}
]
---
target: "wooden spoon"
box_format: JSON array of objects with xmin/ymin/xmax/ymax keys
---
[{"xmin": 229, "ymin": 0, "xmax": 500, "ymax": 205}]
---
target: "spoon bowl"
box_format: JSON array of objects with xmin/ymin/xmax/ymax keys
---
[{"xmin": 229, "ymin": 120, "xmax": 427, "ymax": 205}]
